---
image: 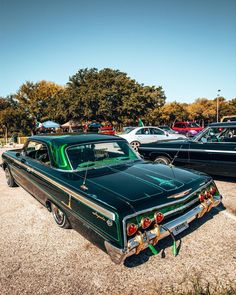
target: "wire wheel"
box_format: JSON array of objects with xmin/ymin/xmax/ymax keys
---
[
  {"xmin": 51, "ymin": 203, "xmax": 70, "ymax": 229},
  {"xmin": 154, "ymin": 156, "xmax": 170, "ymax": 165},
  {"xmin": 5, "ymin": 167, "xmax": 17, "ymax": 187},
  {"xmin": 130, "ymin": 141, "xmax": 140, "ymax": 151}
]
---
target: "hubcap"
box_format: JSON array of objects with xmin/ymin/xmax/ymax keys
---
[
  {"xmin": 5, "ymin": 169, "xmax": 10, "ymax": 185},
  {"xmin": 53, "ymin": 206, "xmax": 64, "ymax": 224},
  {"xmin": 131, "ymin": 142, "xmax": 140, "ymax": 151}
]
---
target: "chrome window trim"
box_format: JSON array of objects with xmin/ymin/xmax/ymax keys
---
[{"xmin": 141, "ymin": 147, "xmax": 236, "ymax": 153}]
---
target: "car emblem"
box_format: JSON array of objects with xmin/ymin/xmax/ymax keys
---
[{"xmin": 167, "ymin": 189, "xmax": 192, "ymax": 199}]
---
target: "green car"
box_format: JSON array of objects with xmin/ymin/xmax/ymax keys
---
[{"xmin": 1, "ymin": 134, "xmax": 222, "ymax": 264}]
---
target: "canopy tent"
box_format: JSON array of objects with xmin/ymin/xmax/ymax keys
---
[
  {"xmin": 61, "ymin": 120, "xmax": 81, "ymax": 128},
  {"xmin": 42, "ymin": 120, "xmax": 60, "ymax": 128}
]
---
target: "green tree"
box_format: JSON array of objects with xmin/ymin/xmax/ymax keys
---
[{"xmin": 16, "ymin": 80, "xmax": 64, "ymax": 132}]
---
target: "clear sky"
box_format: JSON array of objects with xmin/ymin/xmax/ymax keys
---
[{"xmin": 1, "ymin": 0, "xmax": 236, "ymax": 102}]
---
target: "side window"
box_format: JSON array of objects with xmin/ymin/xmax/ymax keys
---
[
  {"xmin": 136, "ymin": 128, "xmax": 150, "ymax": 135},
  {"xmin": 150, "ymin": 128, "xmax": 164, "ymax": 135},
  {"xmin": 25, "ymin": 141, "xmax": 51, "ymax": 166},
  {"xmin": 174, "ymin": 123, "xmax": 181, "ymax": 128}
]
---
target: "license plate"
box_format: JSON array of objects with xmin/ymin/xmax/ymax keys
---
[{"xmin": 173, "ymin": 222, "xmax": 189, "ymax": 236}]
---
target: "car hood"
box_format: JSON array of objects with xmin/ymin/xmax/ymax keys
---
[{"xmin": 68, "ymin": 161, "xmax": 211, "ymax": 217}]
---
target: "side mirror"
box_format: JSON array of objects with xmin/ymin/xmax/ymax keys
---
[
  {"xmin": 165, "ymin": 131, "xmax": 169, "ymax": 136},
  {"xmin": 16, "ymin": 152, "xmax": 21, "ymax": 157}
]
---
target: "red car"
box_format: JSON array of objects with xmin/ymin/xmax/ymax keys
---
[
  {"xmin": 172, "ymin": 121, "xmax": 203, "ymax": 137},
  {"xmin": 98, "ymin": 125, "xmax": 116, "ymax": 135}
]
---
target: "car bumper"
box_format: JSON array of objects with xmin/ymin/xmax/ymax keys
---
[{"xmin": 105, "ymin": 195, "xmax": 222, "ymax": 264}]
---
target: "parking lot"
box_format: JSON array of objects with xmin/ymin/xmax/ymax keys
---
[{"xmin": 0, "ymin": 149, "xmax": 236, "ymax": 295}]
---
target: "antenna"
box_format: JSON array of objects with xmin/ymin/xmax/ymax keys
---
[
  {"xmin": 80, "ymin": 146, "xmax": 96, "ymax": 191},
  {"xmin": 80, "ymin": 163, "xmax": 89, "ymax": 191},
  {"xmin": 169, "ymin": 144, "xmax": 183, "ymax": 167}
]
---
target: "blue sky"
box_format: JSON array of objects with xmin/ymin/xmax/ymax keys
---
[{"xmin": 1, "ymin": 0, "xmax": 236, "ymax": 102}]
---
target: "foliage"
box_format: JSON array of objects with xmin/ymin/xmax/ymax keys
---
[
  {"xmin": 0, "ymin": 68, "xmax": 235, "ymax": 136},
  {"xmin": 66, "ymin": 68, "xmax": 166, "ymax": 126}
]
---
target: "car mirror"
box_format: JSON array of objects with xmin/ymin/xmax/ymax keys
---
[
  {"xmin": 165, "ymin": 131, "xmax": 169, "ymax": 136},
  {"xmin": 16, "ymin": 152, "xmax": 21, "ymax": 157}
]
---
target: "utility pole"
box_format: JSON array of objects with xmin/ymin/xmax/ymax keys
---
[{"xmin": 216, "ymin": 89, "xmax": 221, "ymax": 122}]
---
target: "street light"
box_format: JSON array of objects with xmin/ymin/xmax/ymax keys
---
[{"xmin": 216, "ymin": 89, "xmax": 221, "ymax": 122}]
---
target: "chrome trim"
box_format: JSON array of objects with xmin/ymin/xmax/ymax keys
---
[
  {"xmin": 164, "ymin": 197, "xmax": 199, "ymax": 217},
  {"xmin": 122, "ymin": 179, "xmax": 213, "ymax": 248},
  {"xmin": 3, "ymin": 154, "xmax": 116, "ymax": 221},
  {"xmin": 141, "ymin": 147, "xmax": 236, "ymax": 153},
  {"xmin": 106, "ymin": 195, "xmax": 222, "ymax": 264}
]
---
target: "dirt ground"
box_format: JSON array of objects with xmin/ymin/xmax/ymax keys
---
[{"xmin": 0, "ymin": 148, "xmax": 236, "ymax": 295}]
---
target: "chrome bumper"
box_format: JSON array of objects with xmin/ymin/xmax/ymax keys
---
[{"xmin": 105, "ymin": 195, "xmax": 222, "ymax": 264}]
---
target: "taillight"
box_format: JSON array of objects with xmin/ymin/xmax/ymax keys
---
[
  {"xmin": 199, "ymin": 193, "xmax": 205, "ymax": 202},
  {"xmin": 127, "ymin": 223, "xmax": 138, "ymax": 236},
  {"xmin": 154, "ymin": 212, "xmax": 164, "ymax": 223},
  {"xmin": 141, "ymin": 217, "xmax": 152, "ymax": 229},
  {"xmin": 210, "ymin": 186, "xmax": 217, "ymax": 195}
]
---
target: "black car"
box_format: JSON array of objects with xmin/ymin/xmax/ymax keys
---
[
  {"xmin": 139, "ymin": 122, "xmax": 236, "ymax": 178},
  {"xmin": 1, "ymin": 134, "xmax": 222, "ymax": 264}
]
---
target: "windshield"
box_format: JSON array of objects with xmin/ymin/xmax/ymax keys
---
[
  {"xmin": 194, "ymin": 126, "xmax": 236, "ymax": 143},
  {"xmin": 66, "ymin": 140, "xmax": 139, "ymax": 170},
  {"xmin": 123, "ymin": 127, "xmax": 135, "ymax": 134}
]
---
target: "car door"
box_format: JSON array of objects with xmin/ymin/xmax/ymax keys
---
[
  {"xmin": 184, "ymin": 127, "xmax": 233, "ymax": 174},
  {"xmin": 11, "ymin": 140, "xmax": 51, "ymax": 203},
  {"xmin": 149, "ymin": 127, "xmax": 167, "ymax": 142},
  {"xmin": 135, "ymin": 128, "xmax": 154, "ymax": 144}
]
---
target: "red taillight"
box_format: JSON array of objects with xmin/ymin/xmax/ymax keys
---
[
  {"xmin": 210, "ymin": 186, "xmax": 217, "ymax": 195},
  {"xmin": 204, "ymin": 190, "xmax": 212, "ymax": 199},
  {"xmin": 154, "ymin": 212, "xmax": 164, "ymax": 223},
  {"xmin": 127, "ymin": 223, "xmax": 138, "ymax": 236},
  {"xmin": 199, "ymin": 193, "xmax": 205, "ymax": 202},
  {"xmin": 141, "ymin": 217, "xmax": 152, "ymax": 229}
]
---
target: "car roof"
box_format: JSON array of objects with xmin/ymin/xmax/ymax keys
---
[
  {"xmin": 209, "ymin": 122, "xmax": 236, "ymax": 127},
  {"xmin": 30, "ymin": 134, "xmax": 124, "ymax": 146}
]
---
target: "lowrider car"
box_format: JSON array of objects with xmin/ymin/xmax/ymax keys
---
[
  {"xmin": 2, "ymin": 134, "xmax": 222, "ymax": 264},
  {"xmin": 139, "ymin": 122, "xmax": 236, "ymax": 178}
]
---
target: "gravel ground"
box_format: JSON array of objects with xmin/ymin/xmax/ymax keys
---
[{"xmin": 0, "ymin": 148, "xmax": 236, "ymax": 295}]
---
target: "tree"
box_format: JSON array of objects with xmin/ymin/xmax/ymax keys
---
[
  {"xmin": 67, "ymin": 68, "xmax": 166, "ymax": 126},
  {"xmin": 16, "ymin": 80, "xmax": 64, "ymax": 133},
  {"xmin": 158, "ymin": 101, "xmax": 189, "ymax": 125}
]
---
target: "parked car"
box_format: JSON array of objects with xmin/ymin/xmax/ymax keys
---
[
  {"xmin": 1, "ymin": 134, "xmax": 222, "ymax": 264},
  {"xmin": 172, "ymin": 121, "xmax": 203, "ymax": 137},
  {"xmin": 87, "ymin": 122, "xmax": 101, "ymax": 133},
  {"xmin": 139, "ymin": 122, "xmax": 236, "ymax": 178},
  {"xmin": 119, "ymin": 126, "xmax": 186, "ymax": 151},
  {"xmin": 221, "ymin": 115, "xmax": 236, "ymax": 122},
  {"xmin": 98, "ymin": 125, "xmax": 116, "ymax": 135}
]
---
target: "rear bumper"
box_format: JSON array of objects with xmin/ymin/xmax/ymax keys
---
[{"xmin": 105, "ymin": 195, "xmax": 222, "ymax": 264}]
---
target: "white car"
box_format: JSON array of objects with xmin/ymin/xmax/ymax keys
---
[{"xmin": 119, "ymin": 126, "xmax": 186, "ymax": 151}]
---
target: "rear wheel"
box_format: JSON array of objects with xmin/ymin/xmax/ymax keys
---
[
  {"xmin": 130, "ymin": 141, "xmax": 140, "ymax": 151},
  {"xmin": 154, "ymin": 156, "xmax": 171, "ymax": 165},
  {"xmin": 51, "ymin": 203, "xmax": 71, "ymax": 229},
  {"xmin": 5, "ymin": 166, "xmax": 17, "ymax": 187}
]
